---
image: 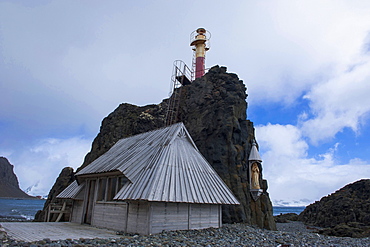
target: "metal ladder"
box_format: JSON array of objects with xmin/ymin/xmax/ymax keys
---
[{"xmin": 164, "ymin": 60, "xmax": 193, "ymax": 126}]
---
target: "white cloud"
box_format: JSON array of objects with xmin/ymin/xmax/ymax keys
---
[
  {"xmin": 301, "ymin": 55, "xmax": 370, "ymax": 144},
  {"xmin": 249, "ymin": 2, "xmax": 370, "ymax": 205},
  {"xmin": 2, "ymin": 0, "xmax": 369, "ymax": 136},
  {"xmin": 231, "ymin": 0, "xmax": 370, "ymax": 106},
  {"xmin": 1, "ymin": 0, "xmax": 370, "ymax": 204},
  {"xmin": 0, "ymin": 1, "xmax": 174, "ymax": 137},
  {"xmin": 7, "ymin": 137, "xmax": 91, "ymax": 196},
  {"xmin": 256, "ymin": 123, "xmax": 370, "ymax": 206}
]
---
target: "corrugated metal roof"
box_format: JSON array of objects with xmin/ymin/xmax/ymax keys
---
[
  {"xmin": 57, "ymin": 181, "xmax": 85, "ymax": 199},
  {"xmin": 249, "ymin": 141, "xmax": 262, "ymax": 162},
  {"xmin": 75, "ymin": 122, "xmax": 239, "ymax": 205}
]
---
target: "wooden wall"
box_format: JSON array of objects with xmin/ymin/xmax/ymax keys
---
[
  {"xmin": 150, "ymin": 202, "xmax": 189, "ymax": 233},
  {"xmin": 126, "ymin": 201, "xmax": 150, "ymax": 234},
  {"xmin": 189, "ymin": 204, "xmax": 221, "ymax": 230},
  {"xmin": 71, "ymin": 199, "xmax": 222, "ymax": 235},
  {"xmin": 92, "ymin": 202, "xmax": 128, "ymax": 231},
  {"xmin": 149, "ymin": 202, "xmax": 221, "ymax": 234},
  {"xmin": 71, "ymin": 200, "xmax": 84, "ymax": 223}
]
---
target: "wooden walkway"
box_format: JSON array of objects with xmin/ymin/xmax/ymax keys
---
[{"xmin": 0, "ymin": 222, "xmax": 119, "ymax": 242}]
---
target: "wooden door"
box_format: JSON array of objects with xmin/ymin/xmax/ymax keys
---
[{"xmin": 84, "ymin": 179, "xmax": 96, "ymax": 224}]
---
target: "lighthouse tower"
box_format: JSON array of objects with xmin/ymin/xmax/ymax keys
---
[
  {"xmin": 190, "ymin": 28, "xmax": 210, "ymax": 79},
  {"xmin": 165, "ymin": 28, "xmax": 210, "ymax": 126}
]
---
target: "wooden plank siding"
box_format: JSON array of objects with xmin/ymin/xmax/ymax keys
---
[
  {"xmin": 150, "ymin": 202, "xmax": 189, "ymax": 234},
  {"xmin": 149, "ymin": 202, "xmax": 221, "ymax": 234},
  {"xmin": 126, "ymin": 201, "xmax": 150, "ymax": 235},
  {"xmin": 91, "ymin": 202, "xmax": 127, "ymax": 231},
  {"xmin": 189, "ymin": 204, "xmax": 220, "ymax": 230},
  {"xmin": 70, "ymin": 200, "xmax": 84, "ymax": 223},
  {"xmin": 70, "ymin": 200, "xmax": 221, "ymax": 234}
]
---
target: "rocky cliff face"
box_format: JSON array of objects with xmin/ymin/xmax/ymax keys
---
[
  {"xmin": 177, "ymin": 66, "xmax": 274, "ymax": 228},
  {"xmin": 0, "ymin": 157, "xmax": 32, "ymax": 198},
  {"xmin": 299, "ymin": 179, "xmax": 370, "ymax": 237},
  {"xmin": 78, "ymin": 103, "xmax": 166, "ymax": 172},
  {"xmin": 35, "ymin": 66, "xmax": 276, "ymax": 230}
]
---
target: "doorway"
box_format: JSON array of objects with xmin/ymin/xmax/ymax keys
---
[{"xmin": 84, "ymin": 179, "xmax": 96, "ymax": 224}]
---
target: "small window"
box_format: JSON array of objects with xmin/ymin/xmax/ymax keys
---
[
  {"xmin": 97, "ymin": 178, "xmax": 107, "ymax": 201},
  {"xmin": 107, "ymin": 177, "xmax": 117, "ymax": 201},
  {"xmin": 96, "ymin": 175, "xmax": 128, "ymax": 202}
]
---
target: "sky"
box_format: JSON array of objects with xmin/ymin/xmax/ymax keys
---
[{"xmin": 1, "ymin": 0, "xmax": 370, "ymax": 206}]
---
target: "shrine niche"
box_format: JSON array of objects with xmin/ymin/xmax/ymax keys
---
[
  {"xmin": 251, "ymin": 162, "xmax": 261, "ymax": 190},
  {"xmin": 248, "ymin": 141, "xmax": 263, "ymax": 201}
]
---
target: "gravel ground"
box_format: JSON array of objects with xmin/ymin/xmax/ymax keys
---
[
  {"xmin": 1, "ymin": 222, "xmax": 370, "ymax": 247},
  {"xmin": 276, "ymin": 221, "xmax": 322, "ymax": 234}
]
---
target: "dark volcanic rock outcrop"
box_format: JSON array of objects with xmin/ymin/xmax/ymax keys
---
[
  {"xmin": 299, "ymin": 179, "xmax": 370, "ymax": 237},
  {"xmin": 274, "ymin": 213, "xmax": 299, "ymax": 223},
  {"xmin": 177, "ymin": 66, "xmax": 274, "ymax": 228},
  {"xmin": 36, "ymin": 66, "xmax": 276, "ymax": 230},
  {"xmin": 78, "ymin": 103, "xmax": 166, "ymax": 172},
  {"xmin": 0, "ymin": 157, "xmax": 32, "ymax": 198}
]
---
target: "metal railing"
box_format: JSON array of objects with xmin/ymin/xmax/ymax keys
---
[{"xmin": 165, "ymin": 60, "xmax": 193, "ymax": 126}]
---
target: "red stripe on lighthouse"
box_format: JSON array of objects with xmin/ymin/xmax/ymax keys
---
[{"xmin": 195, "ymin": 56, "xmax": 205, "ymax": 78}]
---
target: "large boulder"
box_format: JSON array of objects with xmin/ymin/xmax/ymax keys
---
[
  {"xmin": 299, "ymin": 179, "xmax": 370, "ymax": 237},
  {"xmin": 318, "ymin": 222, "xmax": 370, "ymax": 238},
  {"xmin": 36, "ymin": 66, "xmax": 276, "ymax": 230},
  {"xmin": 274, "ymin": 213, "xmax": 299, "ymax": 223}
]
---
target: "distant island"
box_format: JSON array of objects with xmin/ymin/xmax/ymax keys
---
[{"xmin": 0, "ymin": 157, "xmax": 35, "ymax": 199}]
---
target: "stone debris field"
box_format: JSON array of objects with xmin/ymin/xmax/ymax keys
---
[{"xmin": 1, "ymin": 222, "xmax": 370, "ymax": 246}]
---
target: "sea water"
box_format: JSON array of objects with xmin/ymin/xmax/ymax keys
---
[
  {"xmin": 0, "ymin": 198, "xmax": 45, "ymax": 221},
  {"xmin": 273, "ymin": 206, "xmax": 305, "ymax": 216}
]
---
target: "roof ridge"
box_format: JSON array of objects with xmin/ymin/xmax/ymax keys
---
[
  {"xmin": 116, "ymin": 122, "xmax": 184, "ymax": 143},
  {"xmin": 72, "ymin": 122, "xmax": 239, "ymax": 205}
]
